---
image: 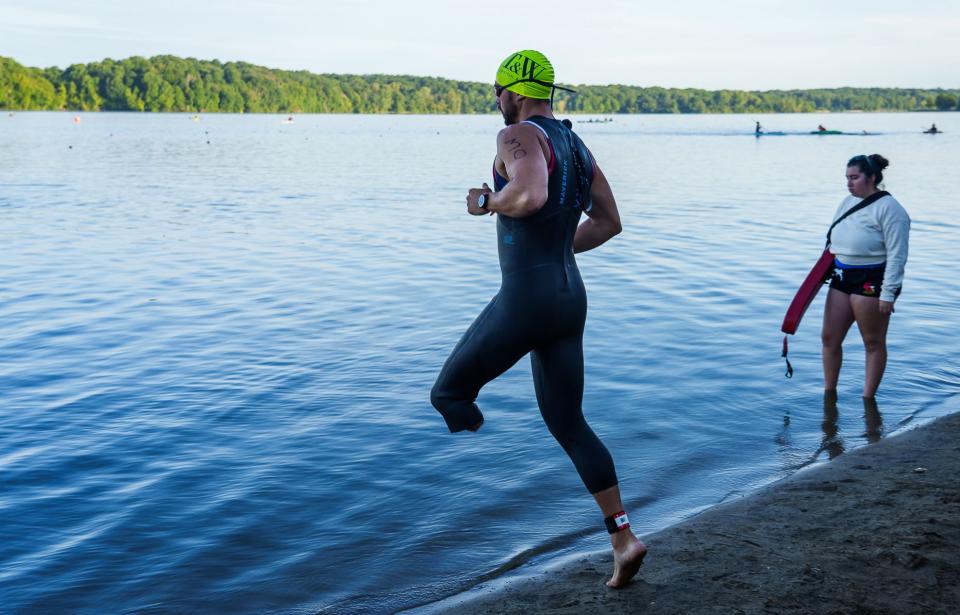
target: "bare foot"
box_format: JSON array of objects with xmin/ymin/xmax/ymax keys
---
[{"xmin": 606, "ymin": 534, "xmax": 647, "ymax": 588}]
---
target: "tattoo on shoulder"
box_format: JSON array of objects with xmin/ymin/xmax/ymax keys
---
[{"xmin": 505, "ymin": 137, "xmax": 527, "ymax": 160}]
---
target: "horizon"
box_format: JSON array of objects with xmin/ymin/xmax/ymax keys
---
[
  {"xmin": 1, "ymin": 1, "xmax": 958, "ymax": 91},
  {"xmin": 4, "ymin": 53, "xmax": 960, "ymax": 94}
]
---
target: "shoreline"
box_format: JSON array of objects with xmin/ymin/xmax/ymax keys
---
[{"xmin": 415, "ymin": 410, "xmax": 960, "ymax": 614}]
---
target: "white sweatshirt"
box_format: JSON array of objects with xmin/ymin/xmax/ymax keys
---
[{"xmin": 829, "ymin": 193, "xmax": 910, "ymax": 303}]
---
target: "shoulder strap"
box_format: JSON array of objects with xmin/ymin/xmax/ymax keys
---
[
  {"xmin": 520, "ymin": 118, "xmax": 555, "ymax": 173},
  {"xmin": 825, "ymin": 191, "xmax": 889, "ymax": 247},
  {"xmin": 521, "ymin": 118, "xmax": 551, "ymax": 139}
]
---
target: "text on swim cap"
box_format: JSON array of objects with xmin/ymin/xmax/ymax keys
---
[{"xmin": 501, "ymin": 53, "xmax": 550, "ymax": 81}]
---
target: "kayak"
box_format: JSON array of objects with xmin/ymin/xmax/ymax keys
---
[
  {"xmin": 811, "ymin": 130, "xmax": 843, "ymax": 135},
  {"xmin": 755, "ymin": 131, "xmax": 786, "ymax": 136}
]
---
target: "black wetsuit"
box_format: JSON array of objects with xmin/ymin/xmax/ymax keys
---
[{"xmin": 431, "ymin": 115, "xmax": 617, "ymax": 494}]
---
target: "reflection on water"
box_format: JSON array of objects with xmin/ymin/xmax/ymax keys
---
[
  {"xmin": 820, "ymin": 391, "xmax": 845, "ymax": 459},
  {"xmin": 862, "ymin": 397, "xmax": 883, "ymax": 444},
  {"xmin": 818, "ymin": 392, "xmax": 885, "ymax": 460}
]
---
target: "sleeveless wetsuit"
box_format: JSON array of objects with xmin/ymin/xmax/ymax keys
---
[{"xmin": 431, "ymin": 116, "xmax": 617, "ymax": 494}]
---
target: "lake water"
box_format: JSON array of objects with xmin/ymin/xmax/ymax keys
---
[{"xmin": 1, "ymin": 111, "xmax": 957, "ymax": 614}]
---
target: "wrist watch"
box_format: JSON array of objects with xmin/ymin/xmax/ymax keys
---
[{"xmin": 477, "ymin": 193, "xmax": 488, "ymax": 209}]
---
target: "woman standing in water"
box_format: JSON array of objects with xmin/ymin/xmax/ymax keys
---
[{"xmin": 822, "ymin": 154, "xmax": 910, "ymax": 398}]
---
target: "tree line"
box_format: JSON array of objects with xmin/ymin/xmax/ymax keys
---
[{"xmin": 2, "ymin": 55, "xmax": 959, "ymax": 114}]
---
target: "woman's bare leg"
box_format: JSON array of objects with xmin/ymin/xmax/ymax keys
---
[
  {"xmin": 850, "ymin": 295, "xmax": 891, "ymax": 398},
  {"xmin": 822, "ymin": 289, "xmax": 856, "ymax": 391}
]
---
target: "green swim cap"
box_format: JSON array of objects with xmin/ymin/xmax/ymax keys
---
[{"xmin": 495, "ymin": 50, "xmax": 555, "ymax": 99}]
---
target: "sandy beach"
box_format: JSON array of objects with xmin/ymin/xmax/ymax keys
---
[{"xmin": 423, "ymin": 411, "xmax": 960, "ymax": 614}]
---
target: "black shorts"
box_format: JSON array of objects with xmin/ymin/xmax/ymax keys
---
[{"xmin": 829, "ymin": 264, "xmax": 898, "ymax": 298}]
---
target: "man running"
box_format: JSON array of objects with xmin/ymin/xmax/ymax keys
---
[{"xmin": 430, "ymin": 50, "xmax": 646, "ymax": 588}]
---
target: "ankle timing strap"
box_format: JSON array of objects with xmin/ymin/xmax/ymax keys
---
[{"xmin": 605, "ymin": 511, "xmax": 630, "ymax": 534}]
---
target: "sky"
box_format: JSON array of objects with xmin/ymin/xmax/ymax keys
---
[{"xmin": 1, "ymin": 0, "xmax": 958, "ymax": 90}]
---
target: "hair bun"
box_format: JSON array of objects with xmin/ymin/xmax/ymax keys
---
[{"xmin": 869, "ymin": 154, "xmax": 890, "ymax": 171}]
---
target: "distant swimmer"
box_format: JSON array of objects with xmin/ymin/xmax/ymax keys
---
[
  {"xmin": 430, "ymin": 49, "xmax": 646, "ymax": 589},
  {"xmin": 923, "ymin": 123, "xmax": 940, "ymax": 134},
  {"xmin": 73, "ymin": 115, "xmax": 81, "ymax": 124},
  {"xmin": 282, "ymin": 116, "xmax": 294, "ymax": 124}
]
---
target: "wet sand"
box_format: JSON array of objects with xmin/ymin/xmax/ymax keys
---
[{"xmin": 428, "ymin": 411, "xmax": 960, "ymax": 614}]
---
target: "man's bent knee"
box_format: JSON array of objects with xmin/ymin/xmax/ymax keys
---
[{"xmin": 430, "ymin": 384, "xmax": 484, "ymax": 433}]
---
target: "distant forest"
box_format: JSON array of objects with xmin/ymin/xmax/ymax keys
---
[{"xmin": 2, "ymin": 55, "xmax": 959, "ymax": 114}]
